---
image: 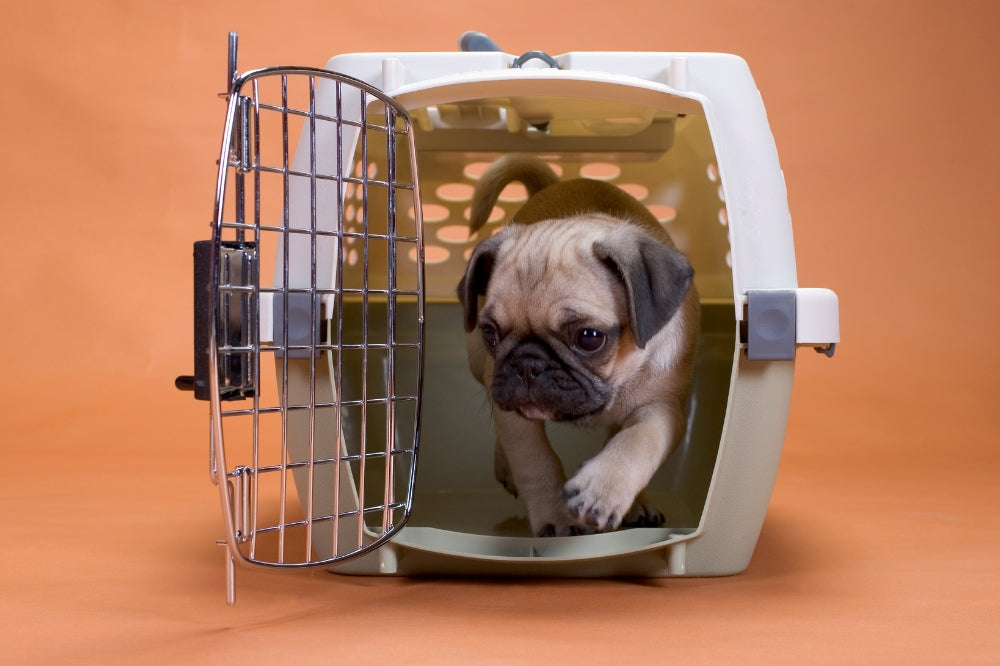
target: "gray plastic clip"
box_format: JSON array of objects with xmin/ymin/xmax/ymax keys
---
[{"xmin": 746, "ymin": 290, "xmax": 796, "ymax": 361}]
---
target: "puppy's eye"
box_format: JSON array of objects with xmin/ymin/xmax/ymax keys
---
[
  {"xmin": 481, "ymin": 323, "xmax": 499, "ymax": 350},
  {"xmin": 574, "ymin": 328, "xmax": 607, "ymax": 354}
]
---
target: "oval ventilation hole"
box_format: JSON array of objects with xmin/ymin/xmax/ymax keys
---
[
  {"xmin": 463, "ymin": 161, "xmax": 563, "ymax": 180},
  {"xmin": 498, "ymin": 183, "xmax": 527, "ymax": 202},
  {"xmin": 717, "ymin": 184, "xmax": 726, "ymax": 202},
  {"xmin": 409, "ymin": 245, "xmax": 450, "ymax": 264},
  {"xmin": 436, "ymin": 182, "xmax": 475, "ymax": 202},
  {"xmin": 347, "ymin": 248, "xmax": 359, "ymax": 266},
  {"xmin": 618, "ymin": 183, "xmax": 649, "ymax": 200},
  {"xmin": 463, "ymin": 205, "xmax": 505, "ymax": 224},
  {"xmin": 463, "ymin": 162, "xmax": 491, "ymax": 180},
  {"xmin": 345, "ymin": 203, "xmax": 356, "ymax": 222},
  {"xmin": 436, "ymin": 225, "xmax": 474, "ymax": 244},
  {"xmin": 706, "ymin": 163, "xmax": 719, "ymax": 182},
  {"xmin": 718, "ymin": 208, "xmax": 729, "ymax": 227},
  {"xmin": 409, "ymin": 203, "xmax": 450, "ymax": 223},
  {"xmin": 579, "ymin": 162, "xmax": 621, "ymax": 181},
  {"xmin": 367, "ymin": 162, "xmax": 378, "ymax": 179},
  {"xmin": 647, "ymin": 204, "xmax": 677, "ymax": 224},
  {"xmin": 725, "ymin": 251, "xmax": 733, "ymax": 268}
]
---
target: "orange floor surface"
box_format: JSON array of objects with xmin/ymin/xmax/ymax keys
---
[{"xmin": 2, "ymin": 2, "xmax": 998, "ymax": 664}]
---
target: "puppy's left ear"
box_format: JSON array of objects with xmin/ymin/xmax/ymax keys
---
[
  {"xmin": 594, "ymin": 235, "xmax": 694, "ymax": 348},
  {"xmin": 457, "ymin": 234, "xmax": 505, "ymax": 332}
]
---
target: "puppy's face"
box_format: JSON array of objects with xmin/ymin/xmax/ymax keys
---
[
  {"xmin": 458, "ymin": 215, "xmax": 693, "ymax": 423},
  {"xmin": 478, "ymin": 242, "xmax": 627, "ymax": 422}
]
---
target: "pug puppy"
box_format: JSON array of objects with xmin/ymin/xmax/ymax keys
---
[{"xmin": 457, "ymin": 155, "xmax": 700, "ymax": 537}]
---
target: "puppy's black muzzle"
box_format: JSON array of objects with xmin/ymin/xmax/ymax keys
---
[
  {"xmin": 491, "ymin": 339, "xmax": 609, "ymax": 421},
  {"xmin": 507, "ymin": 342, "xmax": 550, "ymax": 381}
]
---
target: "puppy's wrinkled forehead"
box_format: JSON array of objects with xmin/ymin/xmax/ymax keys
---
[{"xmin": 483, "ymin": 218, "xmax": 625, "ymax": 331}]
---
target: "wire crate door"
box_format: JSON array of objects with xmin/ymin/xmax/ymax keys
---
[{"xmin": 208, "ymin": 67, "xmax": 424, "ymax": 569}]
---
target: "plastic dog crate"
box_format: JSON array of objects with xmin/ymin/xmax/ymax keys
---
[{"xmin": 177, "ymin": 33, "xmax": 839, "ymax": 602}]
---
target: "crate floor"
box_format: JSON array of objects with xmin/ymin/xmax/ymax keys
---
[{"xmin": 407, "ymin": 488, "xmax": 699, "ymax": 538}]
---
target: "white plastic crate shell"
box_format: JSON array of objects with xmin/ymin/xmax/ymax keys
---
[{"xmin": 213, "ymin": 49, "xmax": 839, "ymax": 581}]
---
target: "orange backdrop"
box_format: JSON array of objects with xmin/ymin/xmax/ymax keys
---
[{"xmin": 2, "ymin": 1, "xmax": 998, "ymax": 663}]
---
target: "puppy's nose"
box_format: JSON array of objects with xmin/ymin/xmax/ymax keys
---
[
  {"xmin": 514, "ymin": 352, "xmax": 548, "ymax": 381},
  {"xmin": 505, "ymin": 340, "xmax": 554, "ymax": 382}
]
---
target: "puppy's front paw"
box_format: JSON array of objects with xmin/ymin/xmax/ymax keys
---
[{"xmin": 563, "ymin": 464, "xmax": 638, "ymax": 532}]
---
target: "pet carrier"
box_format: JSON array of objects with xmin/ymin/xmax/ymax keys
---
[{"xmin": 176, "ymin": 33, "xmax": 839, "ymax": 603}]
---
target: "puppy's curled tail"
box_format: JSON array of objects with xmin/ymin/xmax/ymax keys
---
[{"xmin": 468, "ymin": 154, "xmax": 559, "ymax": 235}]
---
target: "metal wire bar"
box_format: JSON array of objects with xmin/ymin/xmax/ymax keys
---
[
  {"xmin": 251, "ymin": 503, "xmax": 408, "ymax": 533},
  {"xmin": 382, "ymin": 104, "xmax": 398, "ymax": 535},
  {"xmin": 403, "ymin": 116, "xmax": 425, "ymax": 527},
  {"xmin": 219, "ymin": 345, "xmax": 421, "ymax": 357},
  {"xmin": 226, "ymin": 283, "xmax": 414, "ymax": 293},
  {"xmin": 250, "ymin": 100, "xmax": 395, "ymax": 131},
  {"xmin": 303, "ymin": 74, "xmax": 319, "ymax": 564},
  {"xmin": 225, "ymin": 163, "xmax": 403, "ymax": 185},
  {"xmin": 218, "ymin": 396, "xmax": 420, "ymax": 417},
  {"xmin": 278, "ymin": 73, "xmax": 290, "ymax": 564},
  {"xmin": 250, "ymin": 77, "xmax": 263, "ymax": 560},
  {"xmin": 225, "ymin": 448, "xmax": 414, "ymax": 476},
  {"xmin": 219, "ymin": 221, "xmax": 418, "ymax": 243},
  {"xmin": 208, "ymin": 80, "xmax": 244, "ymax": 601},
  {"xmin": 357, "ymin": 89, "xmax": 369, "ymax": 550},
  {"xmin": 217, "ymin": 284, "xmax": 420, "ymax": 297},
  {"xmin": 332, "ymin": 77, "xmax": 345, "ymax": 560}
]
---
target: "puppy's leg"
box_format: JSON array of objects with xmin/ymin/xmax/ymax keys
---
[
  {"xmin": 564, "ymin": 402, "xmax": 682, "ymax": 531},
  {"xmin": 494, "ymin": 442, "xmax": 518, "ymax": 498},
  {"xmin": 492, "ymin": 407, "xmax": 576, "ymax": 537}
]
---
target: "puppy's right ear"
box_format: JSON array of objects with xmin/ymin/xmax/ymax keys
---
[{"xmin": 457, "ymin": 234, "xmax": 505, "ymax": 332}]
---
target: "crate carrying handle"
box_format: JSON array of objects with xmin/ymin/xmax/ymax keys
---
[
  {"xmin": 511, "ymin": 50, "xmax": 561, "ymax": 69},
  {"xmin": 458, "ymin": 30, "xmax": 561, "ymax": 69}
]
